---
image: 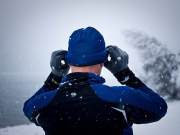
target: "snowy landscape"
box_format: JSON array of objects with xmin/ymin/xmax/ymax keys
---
[
  {"xmin": 1, "ymin": 0, "xmax": 180, "ymax": 135},
  {"xmin": 0, "ymin": 101, "xmax": 179, "ymax": 135}
]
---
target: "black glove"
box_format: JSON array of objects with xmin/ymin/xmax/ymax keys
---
[
  {"xmin": 104, "ymin": 45, "xmax": 145, "ymax": 88},
  {"xmin": 44, "ymin": 50, "xmax": 70, "ymax": 90},
  {"xmin": 50, "ymin": 50, "xmax": 69, "ymax": 77},
  {"xmin": 104, "ymin": 45, "xmax": 129, "ymax": 74}
]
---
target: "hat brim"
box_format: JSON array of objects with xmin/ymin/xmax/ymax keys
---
[{"xmin": 66, "ymin": 51, "xmax": 108, "ymax": 67}]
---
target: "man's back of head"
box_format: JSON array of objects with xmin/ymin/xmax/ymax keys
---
[{"xmin": 66, "ymin": 27, "xmax": 107, "ymax": 74}]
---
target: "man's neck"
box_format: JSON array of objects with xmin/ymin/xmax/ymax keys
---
[{"xmin": 70, "ymin": 65, "xmax": 102, "ymax": 75}]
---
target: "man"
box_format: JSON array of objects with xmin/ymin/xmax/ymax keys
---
[{"xmin": 23, "ymin": 27, "xmax": 167, "ymax": 135}]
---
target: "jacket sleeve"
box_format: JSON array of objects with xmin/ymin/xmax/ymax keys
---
[
  {"xmin": 23, "ymin": 73, "xmax": 62, "ymax": 124},
  {"xmin": 111, "ymin": 85, "xmax": 167, "ymax": 124},
  {"xmin": 112, "ymin": 67, "xmax": 168, "ymax": 124},
  {"xmin": 23, "ymin": 86, "xmax": 58, "ymax": 124}
]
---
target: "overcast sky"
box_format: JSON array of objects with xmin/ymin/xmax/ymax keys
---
[{"xmin": 0, "ymin": 0, "xmax": 180, "ymax": 74}]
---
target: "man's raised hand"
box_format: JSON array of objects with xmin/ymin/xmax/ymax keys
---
[{"xmin": 104, "ymin": 45, "xmax": 129, "ymax": 74}]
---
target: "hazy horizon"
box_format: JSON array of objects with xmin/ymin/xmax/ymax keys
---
[{"xmin": 0, "ymin": 0, "xmax": 180, "ymax": 74}]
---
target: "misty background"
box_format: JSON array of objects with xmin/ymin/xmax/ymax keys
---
[{"xmin": 0, "ymin": 0, "xmax": 180, "ymax": 128}]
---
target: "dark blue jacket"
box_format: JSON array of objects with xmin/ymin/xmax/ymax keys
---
[{"xmin": 23, "ymin": 72, "xmax": 167, "ymax": 135}]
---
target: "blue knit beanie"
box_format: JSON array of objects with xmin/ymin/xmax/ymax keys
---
[{"xmin": 66, "ymin": 27, "xmax": 107, "ymax": 66}]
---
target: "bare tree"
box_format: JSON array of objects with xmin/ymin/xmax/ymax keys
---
[{"xmin": 124, "ymin": 30, "xmax": 180, "ymax": 100}]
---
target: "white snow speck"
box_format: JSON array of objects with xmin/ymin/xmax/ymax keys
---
[
  {"xmin": 70, "ymin": 92, "xmax": 77, "ymax": 97},
  {"xmin": 108, "ymin": 55, "xmax": 111, "ymax": 61},
  {"xmin": 119, "ymin": 98, "xmax": 122, "ymax": 102},
  {"xmin": 61, "ymin": 60, "xmax": 65, "ymax": 65},
  {"xmin": 117, "ymin": 56, "xmax": 121, "ymax": 61}
]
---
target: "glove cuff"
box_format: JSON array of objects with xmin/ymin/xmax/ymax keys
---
[
  {"xmin": 114, "ymin": 67, "xmax": 145, "ymax": 88},
  {"xmin": 44, "ymin": 72, "xmax": 62, "ymax": 90}
]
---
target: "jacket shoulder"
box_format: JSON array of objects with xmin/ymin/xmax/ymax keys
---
[{"xmin": 90, "ymin": 84, "xmax": 127, "ymax": 103}]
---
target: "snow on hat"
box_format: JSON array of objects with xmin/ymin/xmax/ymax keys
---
[{"xmin": 66, "ymin": 27, "xmax": 107, "ymax": 66}]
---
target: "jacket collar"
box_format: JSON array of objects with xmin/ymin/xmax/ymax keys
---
[{"xmin": 61, "ymin": 72, "xmax": 105, "ymax": 85}]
